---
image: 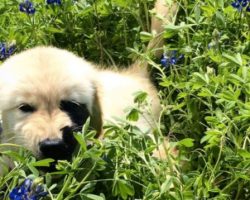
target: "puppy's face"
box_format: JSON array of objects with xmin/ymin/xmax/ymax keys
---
[{"xmin": 0, "ymin": 47, "xmax": 101, "ymax": 161}]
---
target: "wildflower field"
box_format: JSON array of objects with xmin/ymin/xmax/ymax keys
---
[{"xmin": 1, "ymin": 0, "xmax": 250, "ymax": 199}]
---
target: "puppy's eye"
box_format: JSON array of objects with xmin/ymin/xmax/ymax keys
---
[
  {"xmin": 60, "ymin": 100, "xmax": 89, "ymax": 129},
  {"xmin": 18, "ymin": 104, "xmax": 36, "ymax": 113}
]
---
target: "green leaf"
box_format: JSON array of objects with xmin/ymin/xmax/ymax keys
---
[
  {"xmin": 219, "ymin": 90, "xmax": 238, "ymax": 101},
  {"xmin": 113, "ymin": 180, "xmax": 135, "ymax": 200},
  {"xmin": 126, "ymin": 108, "xmax": 139, "ymax": 121},
  {"xmin": 31, "ymin": 158, "xmax": 54, "ymax": 167},
  {"xmin": 27, "ymin": 164, "xmax": 39, "ymax": 177},
  {"xmin": 238, "ymin": 149, "xmax": 250, "ymax": 159},
  {"xmin": 74, "ymin": 132, "xmax": 87, "ymax": 152},
  {"xmin": 222, "ymin": 53, "xmax": 243, "ymax": 66},
  {"xmin": 134, "ymin": 91, "xmax": 148, "ymax": 104},
  {"xmin": 164, "ymin": 23, "xmax": 195, "ymax": 31},
  {"xmin": 193, "ymin": 72, "xmax": 209, "ymax": 84},
  {"xmin": 198, "ymin": 88, "xmax": 213, "ymax": 97},
  {"xmin": 201, "ymin": 5, "xmax": 216, "ymax": 17},
  {"xmin": 160, "ymin": 177, "xmax": 173, "ymax": 194},
  {"xmin": 194, "ymin": 4, "xmax": 201, "ymax": 22},
  {"xmin": 216, "ymin": 0, "xmax": 224, "ymax": 8},
  {"xmin": 228, "ymin": 74, "xmax": 245, "ymax": 85},
  {"xmin": 82, "ymin": 118, "xmax": 91, "ymax": 134},
  {"xmin": 215, "ymin": 11, "xmax": 225, "ymax": 27},
  {"xmin": 47, "ymin": 27, "xmax": 64, "ymax": 34},
  {"xmin": 81, "ymin": 194, "xmax": 105, "ymax": 200},
  {"xmin": 140, "ymin": 31, "xmax": 153, "ymax": 42},
  {"xmin": 201, "ymin": 129, "xmax": 223, "ymax": 147},
  {"xmin": 177, "ymin": 92, "xmax": 188, "ymax": 99},
  {"xmin": 112, "ymin": 0, "xmax": 130, "ymax": 8},
  {"xmin": 159, "ymin": 78, "xmax": 173, "ymax": 87},
  {"xmin": 178, "ymin": 138, "xmax": 194, "ymax": 148}
]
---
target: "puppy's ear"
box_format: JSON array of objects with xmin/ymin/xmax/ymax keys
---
[{"xmin": 90, "ymin": 87, "xmax": 103, "ymax": 137}]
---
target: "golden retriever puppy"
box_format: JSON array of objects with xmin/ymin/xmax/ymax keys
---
[
  {"xmin": 0, "ymin": 0, "xmax": 177, "ymax": 172},
  {"xmin": 0, "ymin": 46, "xmax": 160, "ymax": 158}
]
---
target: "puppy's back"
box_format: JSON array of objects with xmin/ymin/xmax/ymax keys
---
[{"xmin": 97, "ymin": 68, "xmax": 160, "ymax": 132}]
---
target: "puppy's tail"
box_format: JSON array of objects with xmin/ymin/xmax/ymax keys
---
[
  {"xmin": 130, "ymin": 0, "xmax": 178, "ymax": 76},
  {"xmin": 148, "ymin": 0, "xmax": 178, "ymax": 58}
]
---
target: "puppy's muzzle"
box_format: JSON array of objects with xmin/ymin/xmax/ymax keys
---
[{"xmin": 39, "ymin": 126, "xmax": 77, "ymax": 161}]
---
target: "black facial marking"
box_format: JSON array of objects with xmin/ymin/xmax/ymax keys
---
[
  {"xmin": 39, "ymin": 126, "xmax": 77, "ymax": 172},
  {"xmin": 61, "ymin": 126, "xmax": 77, "ymax": 148},
  {"xmin": 60, "ymin": 100, "xmax": 89, "ymax": 131},
  {"xmin": 18, "ymin": 104, "xmax": 36, "ymax": 113},
  {"xmin": 39, "ymin": 127, "xmax": 77, "ymax": 160}
]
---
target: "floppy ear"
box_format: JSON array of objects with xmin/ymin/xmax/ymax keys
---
[{"xmin": 90, "ymin": 87, "xmax": 103, "ymax": 138}]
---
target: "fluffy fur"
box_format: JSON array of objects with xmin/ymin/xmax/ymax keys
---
[
  {"xmin": 0, "ymin": 46, "xmax": 160, "ymax": 155},
  {"xmin": 0, "ymin": 0, "xmax": 177, "ymax": 173}
]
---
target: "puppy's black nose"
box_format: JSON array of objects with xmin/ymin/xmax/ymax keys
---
[
  {"xmin": 39, "ymin": 139, "xmax": 70, "ymax": 160},
  {"xmin": 39, "ymin": 126, "xmax": 77, "ymax": 160}
]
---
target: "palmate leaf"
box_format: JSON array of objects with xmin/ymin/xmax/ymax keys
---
[
  {"xmin": 178, "ymin": 138, "xmax": 194, "ymax": 148},
  {"xmin": 112, "ymin": 179, "xmax": 135, "ymax": 200},
  {"xmin": 222, "ymin": 53, "xmax": 243, "ymax": 66},
  {"xmin": 228, "ymin": 73, "xmax": 245, "ymax": 85},
  {"xmin": 193, "ymin": 72, "xmax": 210, "ymax": 85},
  {"xmin": 201, "ymin": 129, "xmax": 223, "ymax": 148},
  {"xmin": 126, "ymin": 108, "xmax": 140, "ymax": 121}
]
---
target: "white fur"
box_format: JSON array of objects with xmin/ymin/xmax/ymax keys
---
[
  {"xmin": 0, "ymin": 0, "xmax": 178, "ymax": 175},
  {"xmin": 0, "ymin": 47, "xmax": 160, "ymax": 156}
]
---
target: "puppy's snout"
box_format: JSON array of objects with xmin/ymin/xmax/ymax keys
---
[
  {"xmin": 39, "ymin": 126, "xmax": 77, "ymax": 160},
  {"xmin": 39, "ymin": 139, "xmax": 67, "ymax": 160}
]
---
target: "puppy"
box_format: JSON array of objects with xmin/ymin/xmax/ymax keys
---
[
  {"xmin": 0, "ymin": 0, "xmax": 177, "ymax": 172},
  {"xmin": 0, "ymin": 46, "xmax": 160, "ymax": 155}
]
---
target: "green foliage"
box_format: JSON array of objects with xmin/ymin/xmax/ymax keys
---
[
  {"xmin": 0, "ymin": 0, "xmax": 153, "ymax": 66},
  {"xmin": 157, "ymin": 0, "xmax": 250, "ymax": 199},
  {"xmin": 1, "ymin": 0, "xmax": 250, "ymax": 199}
]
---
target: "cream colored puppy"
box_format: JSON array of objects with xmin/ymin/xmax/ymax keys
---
[
  {"xmin": 0, "ymin": 46, "xmax": 160, "ymax": 158},
  {"xmin": 0, "ymin": 0, "xmax": 177, "ymax": 170}
]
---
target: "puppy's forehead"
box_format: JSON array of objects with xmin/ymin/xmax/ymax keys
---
[{"xmin": 0, "ymin": 47, "xmax": 96, "ymax": 109}]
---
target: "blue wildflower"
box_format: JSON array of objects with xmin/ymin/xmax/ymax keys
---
[
  {"xmin": 9, "ymin": 178, "xmax": 48, "ymax": 200},
  {"xmin": 19, "ymin": 0, "xmax": 36, "ymax": 14},
  {"xmin": 46, "ymin": 0, "xmax": 62, "ymax": 5},
  {"xmin": 0, "ymin": 44, "xmax": 6, "ymax": 60},
  {"xmin": 161, "ymin": 51, "xmax": 184, "ymax": 68},
  {"xmin": 0, "ymin": 43, "xmax": 16, "ymax": 60},
  {"xmin": 231, "ymin": 0, "xmax": 250, "ymax": 12}
]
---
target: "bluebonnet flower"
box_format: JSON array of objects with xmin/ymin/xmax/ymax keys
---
[
  {"xmin": 19, "ymin": 0, "xmax": 36, "ymax": 14},
  {"xmin": 161, "ymin": 51, "xmax": 184, "ymax": 68},
  {"xmin": 46, "ymin": 0, "xmax": 62, "ymax": 5},
  {"xmin": 231, "ymin": 0, "xmax": 250, "ymax": 12},
  {"xmin": 9, "ymin": 178, "xmax": 48, "ymax": 200},
  {"xmin": 0, "ymin": 43, "xmax": 16, "ymax": 60}
]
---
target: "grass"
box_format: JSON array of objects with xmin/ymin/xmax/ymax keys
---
[{"xmin": 1, "ymin": 0, "xmax": 250, "ymax": 199}]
